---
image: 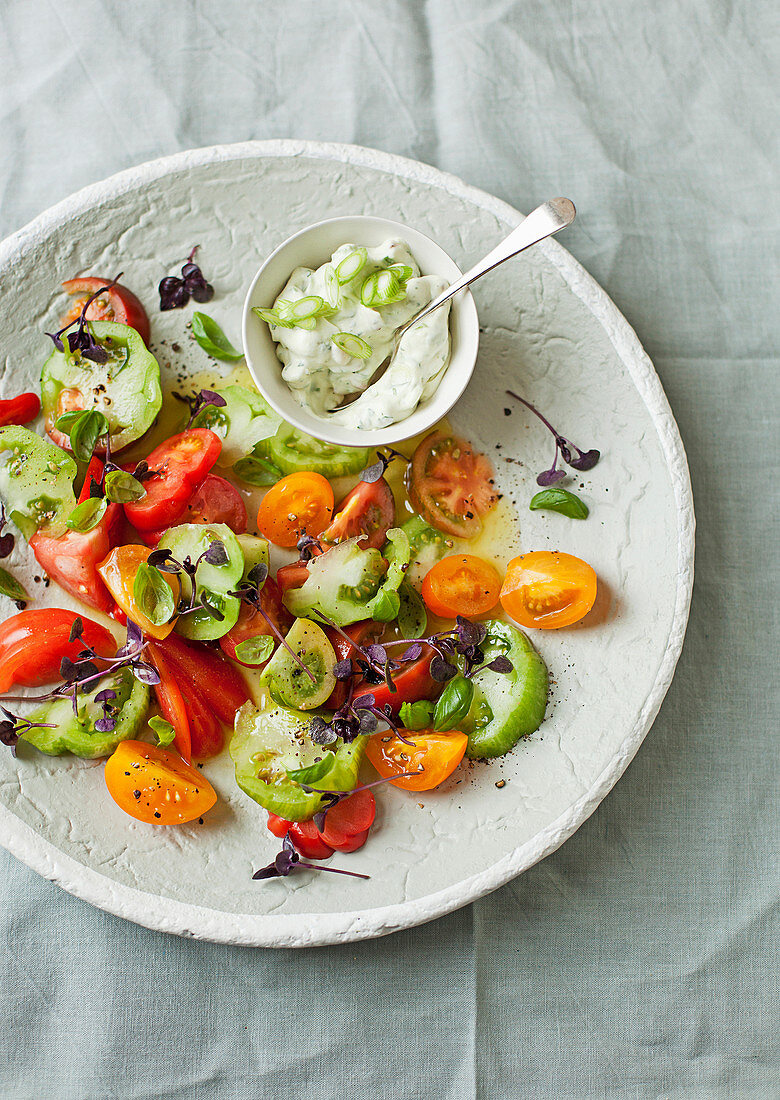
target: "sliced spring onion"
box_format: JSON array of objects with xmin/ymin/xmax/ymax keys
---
[
  {"xmin": 335, "ymin": 247, "xmax": 367, "ymax": 285},
  {"xmin": 331, "ymin": 332, "xmax": 373, "ymax": 360},
  {"xmin": 360, "ymin": 269, "xmax": 407, "ymax": 308},
  {"xmin": 287, "ymin": 296, "xmax": 327, "ymax": 323},
  {"xmin": 252, "ymin": 306, "xmax": 295, "ymax": 329},
  {"xmin": 323, "ymin": 264, "xmax": 342, "ymax": 310},
  {"xmin": 389, "ymin": 264, "xmax": 414, "ymax": 283}
]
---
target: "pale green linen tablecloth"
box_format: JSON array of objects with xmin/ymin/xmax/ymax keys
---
[{"xmin": 0, "ymin": 2, "xmax": 777, "ymax": 1097}]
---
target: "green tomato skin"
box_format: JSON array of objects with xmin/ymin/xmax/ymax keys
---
[
  {"xmin": 401, "ymin": 515, "xmax": 453, "ymax": 592},
  {"xmin": 40, "ymin": 321, "xmax": 162, "ymax": 453},
  {"xmin": 0, "ymin": 426, "xmax": 77, "ymax": 539},
  {"xmin": 464, "ymin": 622, "xmax": 549, "ymax": 760},
  {"xmin": 230, "ymin": 701, "xmax": 366, "ymax": 821},
  {"xmin": 264, "ymin": 618, "xmax": 336, "ymax": 711},
  {"xmin": 192, "ymin": 384, "xmax": 281, "ymax": 467},
  {"xmin": 22, "ymin": 670, "xmax": 150, "ymax": 758},
  {"xmin": 259, "ymin": 423, "xmax": 370, "ymax": 478},
  {"xmin": 158, "ymin": 522, "xmax": 244, "ymax": 641}
]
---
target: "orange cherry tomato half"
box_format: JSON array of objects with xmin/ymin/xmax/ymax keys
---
[
  {"xmin": 421, "ymin": 554, "xmax": 502, "ymax": 618},
  {"xmin": 365, "ymin": 729, "xmax": 468, "ymax": 792},
  {"xmin": 257, "ymin": 472, "xmax": 334, "ymax": 548},
  {"xmin": 500, "ymin": 550, "xmax": 597, "ymax": 629},
  {"xmin": 97, "ymin": 544, "xmax": 180, "ymax": 640},
  {"xmin": 104, "ymin": 740, "xmax": 216, "ymax": 825}
]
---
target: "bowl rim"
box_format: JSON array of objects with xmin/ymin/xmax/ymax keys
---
[
  {"xmin": 240, "ymin": 213, "xmax": 480, "ymax": 448},
  {"xmin": 0, "ymin": 139, "xmax": 695, "ymax": 948}
]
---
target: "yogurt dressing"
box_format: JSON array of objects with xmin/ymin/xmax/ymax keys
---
[{"xmin": 269, "ymin": 239, "xmax": 451, "ymax": 431}]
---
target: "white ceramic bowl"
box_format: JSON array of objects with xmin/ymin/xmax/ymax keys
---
[{"xmin": 241, "ymin": 215, "xmax": 479, "ymax": 447}]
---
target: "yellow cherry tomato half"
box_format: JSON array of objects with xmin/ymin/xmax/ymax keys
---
[
  {"xmin": 98, "ymin": 544, "xmax": 180, "ymax": 640},
  {"xmin": 257, "ymin": 472, "xmax": 334, "ymax": 548},
  {"xmin": 500, "ymin": 550, "xmax": 597, "ymax": 629},
  {"xmin": 422, "ymin": 554, "xmax": 502, "ymax": 618},
  {"xmin": 365, "ymin": 729, "xmax": 468, "ymax": 791},
  {"xmin": 104, "ymin": 740, "xmax": 216, "ymax": 824}
]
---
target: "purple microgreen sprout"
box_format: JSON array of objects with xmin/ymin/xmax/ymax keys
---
[
  {"xmin": 93, "ymin": 688, "xmax": 117, "ymax": 733},
  {"xmin": 252, "ymin": 831, "xmax": 369, "ymax": 881},
  {"xmin": 0, "ymin": 505, "xmax": 15, "ymax": 559},
  {"xmin": 506, "ymin": 390, "xmax": 600, "ymax": 485},
  {"xmin": 159, "ymin": 247, "xmax": 214, "ymax": 311},
  {"xmin": 297, "ymin": 772, "xmax": 421, "ymax": 832},
  {"xmin": 174, "ymin": 388, "xmax": 227, "ymax": 429},
  {"xmin": 359, "ymin": 448, "xmax": 407, "ymax": 484},
  {"xmin": 296, "ymin": 533, "xmax": 322, "ymax": 562},
  {"xmin": 148, "ymin": 540, "xmax": 229, "ymax": 618},
  {"xmin": 0, "ymin": 706, "xmax": 56, "ymax": 752},
  {"xmin": 310, "ymin": 609, "xmax": 398, "ymax": 693},
  {"xmin": 45, "ymin": 275, "xmax": 123, "ymax": 363}
]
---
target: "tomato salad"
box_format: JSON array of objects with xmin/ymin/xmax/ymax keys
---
[{"xmin": 0, "ymin": 266, "xmax": 599, "ymax": 882}]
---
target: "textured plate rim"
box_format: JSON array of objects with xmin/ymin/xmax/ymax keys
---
[{"xmin": 0, "ymin": 140, "xmax": 695, "ymax": 947}]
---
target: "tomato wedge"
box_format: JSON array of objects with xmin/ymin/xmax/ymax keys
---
[
  {"xmin": 30, "ymin": 500, "xmax": 123, "ymax": 616},
  {"xmin": 124, "ymin": 429, "xmax": 221, "ymax": 533},
  {"xmin": 353, "ymin": 644, "xmax": 441, "ymax": 716},
  {"xmin": 500, "ymin": 551, "xmax": 597, "ymax": 629},
  {"xmin": 147, "ymin": 639, "xmax": 223, "ymax": 759},
  {"xmin": 105, "ymin": 740, "xmax": 216, "ymax": 824},
  {"xmin": 422, "ymin": 554, "xmax": 502, "ymax": 618},
  {"xmin": 219, "ymin": 577, "xmax": 292, "ymax": 667},
  {"xmin": 60, "ymin": 276, "xmax": 151, "ymax": 346},
  {"xmin": 183, "ymin": 473, "xmax": 248, "ymax": 533},
  {"xmin": 320, "ymin": 477, "xmax": 395, "ymax": 550},
  {"xmin": 98, "ymin": 545, "xmax": 180, "ymax": 641},
  {"xmin": 366, "ymin": 729, "xmax": 467, "ymax": 791},
  {"xmin": 409, "ymin": 431, "xmax": 498, "ymax": 538},
  {"xmin": 147, "ymin": 642, "xmax": 192, "ymax": 763},
  {"xmin": 0, "ymin": 393, "xmax": 41, "ymax": 428},
  {"xmin": 324, "ymin": 619, "xmax": 384, "ymax": 710},
  {"xmin": 157, "ymin": 633, "xmax": 250, "ymax": 726},
  {"xmin": 257, "ymin": 472, "xmax": 334, "ymax": 548},
  {"xmin": 0, "ymin": 609, "xmax": 116, "ymax": 692}
]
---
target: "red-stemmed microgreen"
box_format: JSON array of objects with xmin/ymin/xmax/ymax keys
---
[
  {"xmin": 147, "ymin": 540, "xmax": 230, "ymax": 619},
  {"xmin": 45, "ymin": 275, "xmax": 122, "ymax": 363},
  {"xmin": 359, "ymin": 448, "xmax": 408, "ymax": 484},
  {"xmin": 228, "ymin": 563, "xmax": 317, "ymax": 683},
  {"xmin": 174, "ymin": 388, "xmax": 227, "ymax": 428},
  {"xmin": 506, "ymin": 390, "xmax": 600, "ymax": 485},
  {"xmin": 0, "ymin": 708, "xmax": 55, "ymax": 752},
  {"xmin": 252, "ymin": 831, "xmax": 369, "ymax": 881},
  {"xmin": 159, "ymin": 246, "xmax": 214, "ymax": 311},
  {"xmin": 295, "ymin": 772, "xmax": 421, "ymax": 832}
]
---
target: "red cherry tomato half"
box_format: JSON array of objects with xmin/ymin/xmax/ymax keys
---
[
  {"xmin": 287, "ymin": 819, "xmax": 334, "ymax": 860},
  {"xmin": 318, "ymin": 788, "xmax": 376, "ymax": 847},
  {"xmin": 124, "ymin": 429, "xmax": 221, "ymax": 533},
  {"xmin": 0, "ymin": 609, "xmax": 116, "ymax": 693},
  {"xmin": 409, "ymin": 430, "xmax": 498, "ymax": 539},
  {"xmin": 320, "ymin": 477, "xmax": 395, "ymax": 550},
  {"xmin": 182, "ymin": 473, "xmax": 247, "ymax": 533},
  {"xmin": 60, "ymin": 276, "xmax": 151, "ymax": 346},
  {"xmin": 0, "ymin": 393, "xmax": 41, "ymax": 428},
  {"xmin": 219, "ymin": 577, "xmax": 293, "ymax": 667},
  {"xmin": 30, "ymin": 502, "xmax": 123, "ymax": 615}
]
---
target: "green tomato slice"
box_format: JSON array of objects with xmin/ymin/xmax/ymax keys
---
[
  {"xmin": 0, "ymin": 426, "xmax": 77, "ymax": 539},
  {"xmin": 40, "ymin": 321, "xmax": 162, "ymax": 453},
  {"xmin": 158, "ymin": 522, "xmax": 244, "ymax": 641},
  {"xmin": 260, "ymin": 423, "xmax": 370, "ymax": 478},
  {"xmin": 191, "ymin": 384, "xmax": 281, "ymax": 467},
  {"xmin": 230, "ymin": 700, "xmax": 367, "ymax": 821},
  {"xmin": 264, "ymin": 618, "xmax": 336, "ymax": 711}
]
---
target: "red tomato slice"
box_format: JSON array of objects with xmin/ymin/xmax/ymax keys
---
[
  {"xmin": 0, "ymin": 609, "xmax": 116, "ymax": 692},
  {"xmin": 219, "ymin": 577, "xmax": 293, "ymax": 667},
  {"xmin": 267, "ymin": 813, "xmax": 290, "ymax": 839},
  {"xmin": 79, "ymin": 455, "xmax": 105, "ymax": 504},
  {"xmin": 287, "ymin": 819, "xmax": 334, "ymax": 860},
  {"xmin": 147, "ymin": 643, "xmax": 192, "ymax": 764},
  {"xmin": 0, "ymin": 393, "xmax": 41, "ymax": 428},
  {"xmin": 157, "ymin": 632, "xmax": 249, "ymax": 726},
  {"xmin": 60, "ymin": 276, "xmax": 151, "ymax": 345},
  {"xmin": 320, "ymin": 477, "xmax": 395, "ymax": 550},
  {"xmin": 409, "ymin": 431, "xmax": 498, "ymax": 538},
  {"xmin": 318, "ymin": 788, "xmax": 376, "ymax": 845},
  {"xmin": 183, "ymin": 473, "xmax": 247, "ymax": 533},
  {"xmin": 353, "ymin": 644, "xmax": 441, "ymax": 716},
  {"xmin": 276, "ymin": 560, "xmax": 311, "ymax": 595},
  {"xmin": 124, "ymin": 429, "xmax": 221, "ymax": 532},
  {"xmin": 327, "ymin": 827, "xmax": 369, "ymax": 853},
  {"xmin": 30, "ymin": 503, "xmax": 123, "ymax": 615},
  {"xmin": 324, "ymin": 619, "xmax": 385, "ymax": 710}
]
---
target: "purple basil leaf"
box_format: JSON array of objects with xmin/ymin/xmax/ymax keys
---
[
  {"xmin": 487, "ymin": 655, "xmax": 513, "ymax": 674},
  {"xmin": 132, "ymin": 460, "xmax": 157, "ymax": 483},
  {"xmin": 0, "ymin": 721, "xmax": 19, "ymax": 747},
  {"xmin": 45, "ymin": 331, "xmax": 65, "ymax": 352},
  {"xmin": 247, "ymin": 562, "xmax": 268, "ymax": 588},
  {"xmin": 353, "ymin": 693, "xmax": 376, "ymax": 710},
  {"xmin": 365, "ymin": 643, "xmax": 387, "ymax": 665},
  {"xmin": 568, "ymin": 448, "xmax": 600, "ymax": 471},
  {"xmin": 199, "ymin": 389, "xmax": 227, "ymax": 409},
  {"xmin": 201, "ymin": 539, "xmax": 228, "ymax": 566},
  {"xmin": 310, "ymin": 718, "xmax": 338, "ymax": 746},
  {"xmin": 399, "ymin": 642, "xmax": 423, "ymax": 663},
  {"xmin": 94, "ymin": 689, "xmax": 116, "ymax": 704},
  {"xmin": 357, "ymin": 709, "xmax": 378, "ymax": 734},
  {"xmin": 252, "ymin": 865, "xmax": 281, "ymax": 880},
  {"xmin": 360, "ymin": 460, "xmax": 385, "ymax": 484},
  {"xmin": 68, "ymin": 617, "xmax": 84, "ymax": 644},
  {"xmin": 159, "ymin": 276, "xmax": 189, "ymax": 311},
  {"xmin": 131, "ymin": 661, "xmax": 160, "ymax": 686},
  {"xmin": 430, "ymin": 656, "xmax": 458, "ymax": 682},
  {"xmin": 557, "ymin": 438, "xmax": 574, "ymax": 464},
  {"xmin": 0, "ymin": 532, "xmax": 15, "ymax": 558},
  {"xmin": 333, "ymin": 659, "xmax": 354, "ymax": 681},
  {"xmin": 94, "ymin": 717, "xmax": 116, "ymax": 733},
  {"xmin": 536, "ymin": 466, "xmax": 567, "ymax": 487},
  {"xmin": 455, "ymin": 616, "xmax": 486, "ymax": 649}
]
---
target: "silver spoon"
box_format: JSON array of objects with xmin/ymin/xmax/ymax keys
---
[{"xmin": 331, "ymin": 197, "xmax": 576, "ymax": 410}]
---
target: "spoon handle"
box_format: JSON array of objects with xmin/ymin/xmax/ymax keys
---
[{"xmin": 400, "ymin": 197, "xmax": 576, "ymax": 336}]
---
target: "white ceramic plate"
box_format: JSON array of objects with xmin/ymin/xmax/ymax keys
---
[{"xmin": 0, "ymin": 141, "xmax": 694, "ymax": 947}]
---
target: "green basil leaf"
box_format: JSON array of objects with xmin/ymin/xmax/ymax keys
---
[
  {"xmin": 104, "ymin": 469, "xmax": 146, "ymax": 504},
  {"xmin": 53, "ymin": 410, "xmax": 84, "ymax": 433},
  {"xmin": 65, "ymin": 496, "xmax": 108, "ymax": 533},
  {"xmin": 286, "ymin": 752, "xmax": 336, "ymax": 785},
  {"xmin": 232, "ymin": 454, "xmax": 283, "ymax": 487},
  {"xmin": 199, "ymin": 590, "xmax": 226, "ymax": 621},
  {"xmin": 0, "ymin": 566, "xmax": 28, "ymax": 604},
  {"xmin": 371, "ymin": 589, "xmax": 401, "ymax": 623},
  {"xmin": 398, "ymin": 700, "xmax": 435, "ymax": 732},
  {"xmin": 529, "ymin": 487, "xmax": 589, "ymax": 519},
  {"xmin": 191, "ymin": 312, "xmax": 244, "ymax": 361},
  {"xmin": 67, "ymin": 410, "xmax": 109, "ymax": 463},
  {"xmin": 396, "ymin": 582, "xmax": 427, "ymax": 640},
  {"xmin": 233, "ymin": 634, "xmax": 275, "ymax": 665},
  {"xmin": 133, "ymin": 562, "xmax": 175, "ymax": 626},
  {"xmin": 149, "ymin": 716, "xmax": 176, "ymax": 748},
  {"xmin": 433, "ymin": 674, "xmax": 474, "ymax": 732}
]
